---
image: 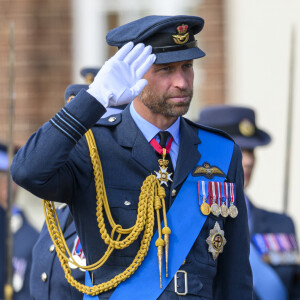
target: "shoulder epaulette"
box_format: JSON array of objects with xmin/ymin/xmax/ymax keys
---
[
  {"xmin": 95, "ymin": 113, "xmax": 122, "ymax": 127},
  {"xmin": 184, "ymin": 117, "xmax": 235, "ymax": 143}
]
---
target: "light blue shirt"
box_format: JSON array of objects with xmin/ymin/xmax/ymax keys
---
[{"xmin": 130, "ymin": 103, "xmax": 180, "ymax": 170}]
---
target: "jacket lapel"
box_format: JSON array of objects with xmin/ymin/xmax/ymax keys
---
[
  {"xmin": 116, "ymin": 109, "xmax": 201, "ymax": 184},
  {"xmin": 171, "ymin": 118, "xmax": 201, "ymax": 190},
  {"xmin": 117, "ymin": 106, "xmax": 158, "ymax": 174}
]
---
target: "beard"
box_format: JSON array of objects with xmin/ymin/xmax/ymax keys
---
[{"xmin": 139, "ymin": 85, "xmax": 193, "ymax": 118}]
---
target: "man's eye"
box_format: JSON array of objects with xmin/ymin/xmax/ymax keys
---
[
  {"xmin": 184, "ymin": 63, "xmax": 193, "ymax": 69},
  {"xmin": 160, "ymin": 67, "xmax": 170, "ymax": 71}
]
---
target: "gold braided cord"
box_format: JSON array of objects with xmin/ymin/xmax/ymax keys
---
[
  {"xmin": 86, "ymin": 130, "xmax": 151, "ymax": 243},
  {"xmin": 43, "ymin": 200, "xmax": 117, "ymax": 271},
  {"xmin": 42, "ymin": 128, "xmax": 167, "ymax": 295}
]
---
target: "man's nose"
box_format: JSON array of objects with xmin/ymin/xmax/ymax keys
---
[{"xmin": 173, "ymin": 70, "xmax": 189, "ymax": 90}]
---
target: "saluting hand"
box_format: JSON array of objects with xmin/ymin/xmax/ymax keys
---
[{"xmin": 87, "ymin": 42, "xmax": 156, "ymax": 107}]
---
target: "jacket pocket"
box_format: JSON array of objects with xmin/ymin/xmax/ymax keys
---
[
  {"xmin": 105, "ymin": 187, "xmax": 143, "ymax": 261},
  {"xmin": 189, "ymin": 215, "xmax": 225, "ymax": 267}
]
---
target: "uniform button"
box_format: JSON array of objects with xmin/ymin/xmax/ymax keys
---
[
  {"xmin": 41, "ymin": 272, "xmax": 48, "ymax": 282},
  {"xmin": 124, "ymin": 201, "xmax": 131, "ymax": 206},
  {"xmin": 171, "ymin": 189, "xmax": 177, "ymax": 197},
  {"xmin": 182, "ymin": 259, "xmax": 186, "ymax": 265},
  {"xmin": 108, "ymin": 116, "xmax": 116, "ymax": 123},
  {"xmin": 49, "ymin": 244, "xmax": 55, "ymax": 252}
]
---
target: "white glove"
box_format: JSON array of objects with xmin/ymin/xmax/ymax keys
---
[{"xmin": 87, "ymin": 42, "xmax": 156, "ymax": 107}]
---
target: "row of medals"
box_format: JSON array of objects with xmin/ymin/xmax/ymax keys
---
[
  {"xmin": 201, "ymin": 197, "xmax": 238, "ymax": 218},
  {"xmin": 156, "ymin": 152, "xmax": 238, "ymax": 218}
]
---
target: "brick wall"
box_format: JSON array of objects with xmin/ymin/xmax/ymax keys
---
[
  {"xmin": 0, "ymin": 0, "xmax": 225, "ymax": 146},
  {"xmin": 0, "ymin": 0, "xmax": 72, "ymax": 146},
  {"xmin": 197, "ymin": 0, "xmax": 226, "ymax": 106}
]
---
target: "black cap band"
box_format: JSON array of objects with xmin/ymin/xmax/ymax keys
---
[{"xmin": 152, "ymin": 40, "xmax": 198, "ymax": 53}]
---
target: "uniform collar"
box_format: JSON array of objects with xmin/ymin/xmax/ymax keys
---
[
  {"xmin": 116, "ymin": 105, "xmax": 200, "ymax": 179},
  {"xmin": 129, "ymin": 102, "xmax": 180, "ymax": 146}
]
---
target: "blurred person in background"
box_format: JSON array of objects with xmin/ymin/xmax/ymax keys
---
[
  {"xmin": 0, "ymin": 142, "xmax": 39, "ymax": 299},
  {"xmin": 198, "ymin": 105, "xmax": 300, "ymax": 300},
  {"xmin": 30, "ymin": 202, "xmax": 86, "ymax": 300},
  {"xmin": 80, "ymin": 67, "xmax": 101, "ymax": 84}
]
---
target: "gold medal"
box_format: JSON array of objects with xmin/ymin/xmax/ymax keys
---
[
  {"xmin": 228, "ymin": 204, "xmax": 238, "ymax": 218},
  {"xmin": 220, "ymin": 203, "xmax": 229, "ymax": 218},
  {"xmin": 198, "ymin": 181, "xmax": 210, "ymax": 215},
  {"xmin": 201, "ymin": 199, "xmax": 211, "ymax": 215},
  {"xmin": 211, "ymin": 202, "xmax": 220, "ymax": 217}
]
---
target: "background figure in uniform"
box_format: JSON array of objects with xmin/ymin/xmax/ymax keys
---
[
  {"xmin": 30, "ymin": 204, "xmax": 86, "ymax": 300},
  {"xmin": 11, "ymin": 15, "xmax": 253, "ymax": 299},
  {"xmin": 30, "ymin": 83, "xmax": 125, "ymax": 300},
  {"xmin": 0, "ymin": 148, "xmax": 6, "ymax": 299},
  {"xmin": 0, "ymin": 142, "xmax": 39, "ymax": 300},
  {"xmin": 80, "ymin": 67, "xmax": 101, "ymax": 85},
  {"xmin": 198, "ymin": 105, "xmax": 300, "ymax": 300}
]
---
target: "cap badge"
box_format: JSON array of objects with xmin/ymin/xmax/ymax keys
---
[
  {"xmin": 239, "ymin": 119, "xmax": 255, "ymax": 136},
  {"xmin": 67, "ymin": 95, "xmax": 75, "ymax": 103},
  {"xmin": 192, "ymin": 162, "xmax": 225, "ymax": 179},
  {"xmin": 206, "ymin": 222, "xmax": 226, "ymax": 260},
  {"xmin": 85, "ymin": 73, "xmax": 95, "ymax": 84},
  {"xmin": 172, "ymin": 24, "xmax": 189, "ymax": 45}
]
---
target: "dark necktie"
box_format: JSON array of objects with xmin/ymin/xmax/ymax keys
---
[
  {"xmin": 158, "ymin": 131, "xmax": 174, "ymax": 174},
  {"xmin": 158, "ymin": 131, "xmax": 170, "ymax": 148}
]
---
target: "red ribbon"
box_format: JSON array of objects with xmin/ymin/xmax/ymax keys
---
[{"xmin": 150, "ymin": 136, "xmax": 173, "ymax": 155}]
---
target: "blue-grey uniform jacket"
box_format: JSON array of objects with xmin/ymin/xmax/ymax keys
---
[
  {"xmin": 30, "ymin": 205, "xmax": 85, "ymax": 300},
  {"xmin": 0, "ymin": 207, "xmax": 6, "ymax": 299},
  {"xmin": 12, "ymin": 210, "xmax": 39, "ymax": 300},
  {"xmin": 0, "ymin": 207, "xmax": 39, "ymax": 300},
  {"xmin": 248, "ymin": 199, "xmax": 300, "ymax": 300},
  {"xmin": 11, "ymin": 90, "xmax": 253, "ymax": 299}
]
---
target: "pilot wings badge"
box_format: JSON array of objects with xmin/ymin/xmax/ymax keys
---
[{"xmin": 192, "ymin": 162, "xmax": 225, "ymax": 179}]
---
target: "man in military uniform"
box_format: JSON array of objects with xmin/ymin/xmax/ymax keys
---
[
  {"xmin": 0, "ymin": 142, "xmax": 39, "ymax": 300},
  {"xmin": 11, "ymin": 15, "xmax": 253, "ymax": 299},
  {"xmin": 198, "ymin": 105, "xmax": 300, "ymax": 300}
]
